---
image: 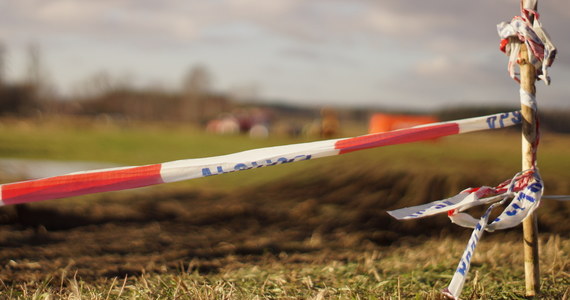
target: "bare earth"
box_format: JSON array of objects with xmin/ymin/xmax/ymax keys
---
[{"xmin": 1, "ymin": 169, "xmax": 568, "ymax": 285}]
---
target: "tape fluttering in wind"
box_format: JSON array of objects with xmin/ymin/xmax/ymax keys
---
[{"xmin": 389, "ymin": 169, "xmax": 544, "ymax": 299}]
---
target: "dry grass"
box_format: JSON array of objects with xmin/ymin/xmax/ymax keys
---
[{"xmin": 2, "ymin": 234, "xmax": 568, "ymax": 299}]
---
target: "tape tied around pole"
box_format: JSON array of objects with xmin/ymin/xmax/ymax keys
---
[
  {"xmin": 520, "ymin": 88, "xmax": 537, "ymax": 111},
  {"xmin": 497, "ymin": 3, "xmax": 556, "ymax": 85},
  {"xmin": 388, "ymin": 168, "xmax": 544, "ymax": 299}
]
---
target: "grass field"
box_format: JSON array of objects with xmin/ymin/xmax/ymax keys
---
[
  {"xmin": 0, "ymin": 117, "xmax": 568, "ymax": 299},
  {"xmin": 3, "ymin": 235, "xmax": 569, "ymax": 299},
  {"xmin": 1, "ymin": 116, "xmax": 569, "ymax": 190}
]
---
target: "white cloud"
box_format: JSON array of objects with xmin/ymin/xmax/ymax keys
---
[
  {"xmin": 34, "ymin": 0, "xmax": 108, "ymax": 23},
  {"xmin": 1, "ymin": 0, "xmax": 204, "ymax": 42},
  {"xmin": 415, "ymin": 56, "xmax": 454, "ymax": 76},
  {"xmin": 363, "ymin": 9, "xmax": 456, "ymax": 37},
  {"xmin": 117, "ymin": 9, "xmax": 200, "ymax": 39},
  {"xmin": 226, "ymin": 0, "xmax": 301, "ymax": 17}
]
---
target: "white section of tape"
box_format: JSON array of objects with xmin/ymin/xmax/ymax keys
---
[
  {"xmin": 160, "ymin": 139, "xmax": 339, "ymax": 183},
  {"xmin": 443, "ymin": 201, "xmax": 500, "ymax": 299},
  {"xmin": 522, "ymin": 0, "xmax": 537, "ymax": 11},
  {"xmin": 387, "ymin": 188, "xmax": 503, "ymax": 220},
  {"xmin": 449, "ymin": 212, "xmax": 484, "ymax": 229},
  {"xmin": 457, "ymin": 111, "xmax": 522, "ymax": 133},
  {"xmin": 520, "ymin": 88, "xmax": 537, "ymax": 110}
]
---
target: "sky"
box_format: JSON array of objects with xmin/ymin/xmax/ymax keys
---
[{"xmin": 0, "ymin": 0, "xmax": 569, "ymax": 111}]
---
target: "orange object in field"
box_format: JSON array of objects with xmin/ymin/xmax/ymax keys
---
[{"xmin": 368, "ymin": 114, "xmax": 439, "ymax": 134}]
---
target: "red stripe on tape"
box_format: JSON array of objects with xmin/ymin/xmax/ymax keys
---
[
  {"xmin": 335, "ymin": 123, "xmax": 459, "ymax": 154},
  {"xmin": 2, "ymin": 164, "xmax": 163, "ymax": 205}
]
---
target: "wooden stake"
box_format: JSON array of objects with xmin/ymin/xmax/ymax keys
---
[
  {"xmin": 519, "ymin": 42, "xmax": 540, "ymax": 297},
  {"xmin": 518, "ymin": 1, "xmax": 541, "ymax": 296}
]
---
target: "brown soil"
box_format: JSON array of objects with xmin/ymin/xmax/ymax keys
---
[{"xmin": 0, "ymin": 168, "xmax": 568, "ymax": 285}]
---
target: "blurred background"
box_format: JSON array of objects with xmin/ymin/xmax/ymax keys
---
[{"xmin": 0, "ymin": 0, "xmax": 569, "ymax": 128}]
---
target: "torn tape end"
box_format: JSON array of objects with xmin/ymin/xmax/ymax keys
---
[{"xmin": 441, "ymin": 288, "xmax": 458, "ymax": 300}]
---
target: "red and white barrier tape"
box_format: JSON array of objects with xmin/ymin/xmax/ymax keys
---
[
  {"xmin": 497, "ymin": 0, "xmax": 556, "ymax": 85},
  {"xmin": 0, "ymin": 111, "xmax": 522, "ymax": 206},
  {"xmin": 389, "ymin": 169, "xmax": 544, "ymax": 299}
]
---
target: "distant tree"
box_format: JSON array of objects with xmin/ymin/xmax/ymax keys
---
[
  {"xmin": 26, "ymin": 43, "xmax": 42, "ymax": 89},
  {"xmin": 72, "ymin": 71, "xmax": 133, "ymax": 100},
  {"xmin": 24, "ymin": 42, "xmax": 57, "ymax": 111},
  {"xmin": 0, "ymin": 42, "xmax": 45, "ymax": 116},
  {"xmin": 182, "ymin": 64, "xmax": 211, "ymax": 96},
  {"xmin": 0, "ymin": 84, "xmax": 36, "ymax": 116},
  {"xmin": 228, "ymin": 83, "xmax": 260, "ymax": 103},
  {"xmin": 181, "ymin": 64, "xmax": 212, "ymax": 123}
]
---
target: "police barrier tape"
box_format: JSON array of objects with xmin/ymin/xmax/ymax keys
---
[
  {"xmin": 389, "ymin": 169, "xmax": 544, "ymax": 299},
  {"xmin": 497, "ymin": 0, "xmax": 556, "ymax": 85},
  {"xmin": 0, "ymin": 110, "xmax": 523, "ymax": 206}
]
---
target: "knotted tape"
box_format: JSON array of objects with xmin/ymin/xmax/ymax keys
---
[
  {"xmin": 497, "ymin": 0, "xmax": 556, "ymax": 85},
  {"xmin": 388, "ymin": 169, "xmax": 544, "ymax": 299}
]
